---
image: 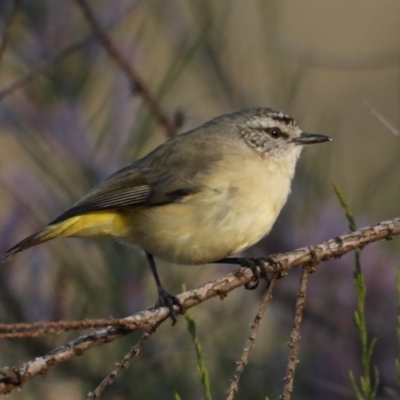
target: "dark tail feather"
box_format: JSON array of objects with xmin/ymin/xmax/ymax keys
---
[{"xmin": 0, "ymin": 227, "xmax": 57, "ymax": 262}]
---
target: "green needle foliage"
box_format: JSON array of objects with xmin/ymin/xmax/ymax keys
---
[
  {"xmin": 175, "ymin": 285, "xmax": 212, "ymax": 400},
  {"xmin": 183, "ymin": 302, "xmax": 212, "ymax": 400},
  {"xmin": 333, "ymin": 183, "xmax": 379, "ymax": 400}
]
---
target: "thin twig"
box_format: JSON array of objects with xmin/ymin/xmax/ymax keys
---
[
  {"xmin": 0, "ymin": 0, "xmax": 21, "ymax": 65},
  {"xmin": 281, "ymin": 266, "xmax": 313, "ymax": 400},
  {"xmin": 0, "ymin": 5, "xmax": 136, "ymax": 102},
  {"xmin": 261, "ymin": 218, "xmax": 400, "ymax": 274},
  {"xmin": 363, "ymin": 99, "xmax": 399, "ymax": 137},
  {"xmin": 0, "ymin": 217, "xmax": 399, "ymax": 394},
  {"xmin": 0, "ymin": 318, "xmax": 136, "ymax": 338},
  {"xmin": 87, "ymin": 324, "xmax": 159, "ymax": 399},
  {"xmin": 74, "ymin": 0, "xmax": 177, "ymax": 138},
  {"xmin": 225, "ymin": 275, "xmax": 278, "ymax": 400},
  {"xmin": 0, "ymin": 267, "xmax": 258, "ymax": 395},
  {"xmin": 0, "ymin": 325, "xmax": 131, "ymax": 394}
]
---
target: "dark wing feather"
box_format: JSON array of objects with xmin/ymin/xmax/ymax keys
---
[
  {"xmin": 50, "ymin": 166, "xmax": 199, "ymax": 225},
  {"xmin": 50, "ymin": 125, "xmax": 224, "ymax": 225}
]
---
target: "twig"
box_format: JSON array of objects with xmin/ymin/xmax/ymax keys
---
[
  {"xmin": 225, "ymin": 275, "xmax": 278, "ymax": 400},
  {"xmin": 0, "ymin": 318, "xmax": 137, "ymax": 338},
  {"xmin": 74, "ymin": 0, "xmax": 177, "ymax": 138},
  {"xmin": 0, "ymin": 217, "xmax": 399, "ymax": 394},
  {"xmin": 0, "ymin": 267, "xmax": 258, "ymax": 395},
  {"xmin": 0, "ymin": 0, "xmax": 21, "ymax": 65},
  {"xmin": 363, "ymin": 99, "xmax": 399, "ymax": 137},
  {"xmin": 87, "ymin": 325, "xmax": 159, "ymax": 399},
  {"xmin": 281, "ymin": 266, "xmax": 313, "ymax": 400},
  {"xmin": 261, "ymin": 218, "xmax": 400, "ymax": 274},
  {"xmin": 0, "ymin": 325, "xmax": 130, "ymax": 394},
  {"xmin": 0, "ymin": 5, "xmax": 135, "ymax": 102}
]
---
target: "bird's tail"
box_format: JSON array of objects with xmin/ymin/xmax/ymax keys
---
[
  {"xmin": 0, "ymin": 217, "xmax": 81, "ymax": 262},
  {"xmin": 0, "ymin": 211, "xmax": 127, "ymax": 262}
]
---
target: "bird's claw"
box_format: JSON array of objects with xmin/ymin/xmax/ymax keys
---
[
  {"xmin": 239, "ymin": 258, "xmax": 270, "ymax": 290},
  {"xmin": 154, "ymin": 287, "xmax": 183, "ymax": 325}
]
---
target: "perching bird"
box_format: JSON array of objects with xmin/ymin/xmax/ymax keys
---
[{"xmin": 1, "ymin": 108, "xmax": 331, "ymax": 322}]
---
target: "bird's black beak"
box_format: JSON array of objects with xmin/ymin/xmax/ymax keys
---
[{"xmin": 292, "ymin": 132, "xmax": 332, "ymax": 145}]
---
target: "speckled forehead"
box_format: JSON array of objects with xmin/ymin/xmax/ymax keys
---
[{"xmin": 247, "ymin": 111, "xmax": 297, "ymax": 129}]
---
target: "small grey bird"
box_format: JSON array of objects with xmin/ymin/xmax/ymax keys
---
[{"xmin": 1, "ymin": 108, "xmax": 331, "ymax": 322}]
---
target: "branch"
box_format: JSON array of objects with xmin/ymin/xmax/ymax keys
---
[
  {"xmin": 0, "ymin": 318, "xmax": 136, "ymax": 339},
  {"xmin": 225, "ymin": 275, "xmax": 278, "ymax": 400},
  {"xmin": 74, "ymin": 0, "xmax": 177, "ymax": 138},
  {"xmin": 363, "ymin": 99, "xmax": 399, "ymax": 137},
  {"xmin": 0, "ymin": 269, "xmax": 256, "ymax": 395},
  {"xmin": 87, "ymin": 326, "xmax": 159, "ymax": 399},
  {"xmin": 0, "ymin": 217, "xmax": 399, "ymax": 395},
  {"xmin": 0, "ymin": 5, "xmax": 135, "ymax": 102},
  {"xmin": 0, "ymin": 0, "xmax": 21, "ymax": 65},
  {"xmin": 281, "ymin": 265, "xmax": 313, "ymax": 400},
  {"xmin": 262, "ymin": 218, "xmax": 400, "ymax": 274}
]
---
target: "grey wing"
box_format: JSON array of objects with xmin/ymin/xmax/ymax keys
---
[
  {"xmin": 50, "ymin": 127, "xmax": 223, "ymax": 225},
  {"xmin": 49, "ymin": 166, "xmax": 200, "ymax": 224}
]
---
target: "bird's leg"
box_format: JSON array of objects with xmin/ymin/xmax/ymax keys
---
[
  {"xmin": 146, "ymin": 252, "xmax": 182, "ymax": 325},
  {"xmin": 215, "ymin": 257, "xmax": 271, "ymax": 290}
]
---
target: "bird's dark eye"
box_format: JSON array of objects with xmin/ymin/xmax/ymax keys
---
[{"xmin": 267, "ymin": 127, "xmax": 282, "ymax": 139}]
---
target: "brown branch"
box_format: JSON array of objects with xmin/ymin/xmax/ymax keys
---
[
  {"xmin": 0, "ymin": 217, "xmax": 399, "ymax": 395},
  {"xmin": 225, "ymin": 275, "xmax": 278, "ymax": 400},
  {"xmin": 0, "ymin": 318, "xmax": 136, "ymax": 339},
  {"xmin": 87, "ymin": 325, "xmax": 159, "ymax": 399},
  {"xmin": 0, "ymin": 43, "xmax": 82, "ymax": 102},
  {"xmin": 261, "ymin": 218, "xmax": 400, "ymax": 274},
  {"xmin": 281, "ymin": 266, "xmax": 313, "ymax": 400},
  {"xmin": 0, "ymin": 5, "xmax": 135, "ymax": 102},
  {"xmin": 74, "ymin": 0, "xmax": 177, "ymax": 138},
  {"xmin": 0, "ymin": 268, "xmax": 256, "ymax": 395},
  {"xmin": 0, "ymin": 325, "xmax": 130, "ymax": 395},
  {"xmin": 0, "ymin": 0, "xmax": 21, "ymax": 65}
]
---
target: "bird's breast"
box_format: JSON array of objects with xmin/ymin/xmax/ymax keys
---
[{"xmin": 124, "ymin": 156, "xmax": 293, "ymax": 265}]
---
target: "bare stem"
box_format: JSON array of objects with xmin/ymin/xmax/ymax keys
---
[
  {"xmin": 0, "ymin": 0, "xmax": 21, "ymax": 65},
  {"xmin": 0, "ymin": 318, "xmax": 138, "ymax": 339},
  {"xmin": 281, "ymin": 266, "xmax": 313, "ymax": 400},
  {"xmin": 74, "ymin": 0, "xmax": 177, "ymax": 138},
  {"xmin": 0, "ymin": 5, "xmax": 135, "ymax": 102},
  {"xmin": 225, "ymin": 275, "xmax": 278, "ymax": 400},
  {"xmin": 87, "ymin": 325, "xmax": 159, "ymax": 399}
]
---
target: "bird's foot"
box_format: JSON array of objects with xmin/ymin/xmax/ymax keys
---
[
  {"xmin": 238, "ymin": 258, "xmax": 271, "ymax": 290},
  {"xmin": 154, "ymin": 287, "xmax": 183, "ymax": 325}
]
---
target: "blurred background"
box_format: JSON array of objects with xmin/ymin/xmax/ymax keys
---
[{"xmin": 0, "ymin": 0, "xmax": 399, "ymax": 399}]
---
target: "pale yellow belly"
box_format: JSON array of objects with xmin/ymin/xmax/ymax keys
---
[{"xmin": 123, "ymin": 180, "xmax": 290, "ymax": 265}]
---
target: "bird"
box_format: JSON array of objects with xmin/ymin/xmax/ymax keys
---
[{"xmin": 0, "ymin": 107, "xmax": 331, "ymax": 323}]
